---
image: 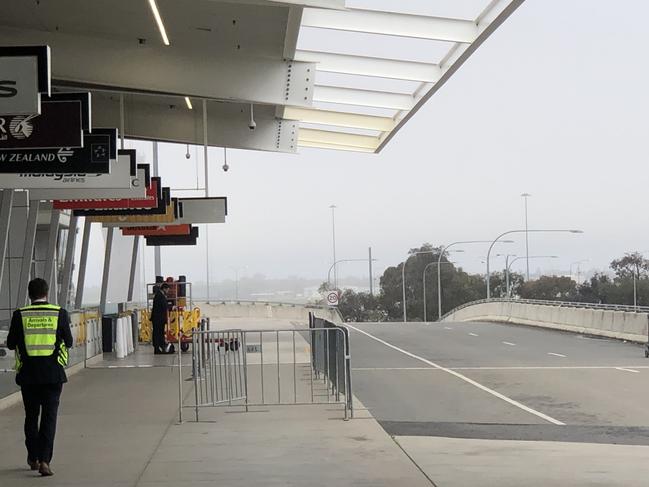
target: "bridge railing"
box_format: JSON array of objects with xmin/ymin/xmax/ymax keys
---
[{"xmin": 440, "ymin": 298, "xmax": 649, "ymax": 321}]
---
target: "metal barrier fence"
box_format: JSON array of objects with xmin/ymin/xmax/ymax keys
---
[
  {"xmin": 440, "ymin": 297, "xmax": 649, "ymax": 321},
  {"xmin": 179, "ymin": 316, "xmax": 353, "ymax": 421}
]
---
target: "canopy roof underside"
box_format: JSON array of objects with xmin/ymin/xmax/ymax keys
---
[{"xmin": 0, "ymin": 0, "xmax": 524, "ymax": 154}]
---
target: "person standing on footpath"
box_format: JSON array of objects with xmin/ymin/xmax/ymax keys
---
[
  {"xmin": 6, "ymin": 278, "xmax": 73, "ymax": 477},
  {"xmin": 152, "ymin": 282, "xmax": 170, "ymax": 354}
]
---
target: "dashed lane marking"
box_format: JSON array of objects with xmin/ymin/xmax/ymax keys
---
[
  {"xmin": 468, "ymin": 332, "xmax": 479, "ymax": 337},
  {"xmin": 444, "ymin": 327, "xmax": 453, "ymax": 330},
  {"xmin": 616, "ymin": 367, "xmax": 640, "ymax": 373},
  {"xmin": 347, "ymin": 324, "xmax": 566, "ymax": 426},
  {"xmin": 502, "ymin": 341, "xmax": 516, "ymax": 346},
  {"xmin": 547, "ymin": 352, "xmax": 567, "ymax": 358}
]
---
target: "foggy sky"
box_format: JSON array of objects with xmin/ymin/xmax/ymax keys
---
[{"xmin": 79, "ymin": 0, "xmax": 649, "ymax": 290}]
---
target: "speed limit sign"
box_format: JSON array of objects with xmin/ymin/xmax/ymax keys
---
[{"xmin": 326, "ymin": 291, "xmax": 339, "ymax": 307}]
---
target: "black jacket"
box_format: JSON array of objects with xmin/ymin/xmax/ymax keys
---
[
  {"xmin": 151, "ymin": 290, "xmax": 168, "ymax": 326},
  {"xmin": 7, "ymin": 302, "xmax": 73, "ymax": 386}
]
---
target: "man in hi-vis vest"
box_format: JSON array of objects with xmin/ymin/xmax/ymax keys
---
[{"xmin": 7, "ymin": 278, "xmax": 73, "ymax": 477}]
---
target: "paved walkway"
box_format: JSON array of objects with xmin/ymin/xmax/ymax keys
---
[{"xmin": 0, "ymin": 349, "xmax": 432, "ymax": 487}]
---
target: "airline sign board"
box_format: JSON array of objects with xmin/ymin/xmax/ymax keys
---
[
  {"xmin": 101, "ymin": 197, "xmax": 227, "ymax": 227},
  {"xmin": 72, "ymin": 186, "xmax": 170, "ymax": 217},
  {"xmin": 0, "ymin": 93, "xmax": 91, "ymax": 150},
  {"xmin": 0, "ymin": 46, "xmax": 51, "ymax": 115},
  {"xmin": 87, "ymin": 198, "xmax": 182, "ymax": 224},
  {"xmin": 146, "ymin": 226, "xmax": 199, "ymax": 246},
  {"xmin": 53, "ymin": 176, "xmax": 160, "ymax": 211},
  {"xmin": 0, "ymin": 150, "xmax": 136, "ymax": 191},
  {"xmin": 122, "ymin": 224, "xmax": 191, "ymax": 237},
  {"xmin": 0, "ymin": 128, "xmax": 116, "ymax": 174}
]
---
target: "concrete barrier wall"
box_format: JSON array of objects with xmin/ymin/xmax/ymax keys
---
[
  {"xmin": 443, "ymin": 302, "xmax": 648, "ymax": 343},
  {"xmin": 199, "ymin": 302, "xmax": 342, "ymax": 324}
]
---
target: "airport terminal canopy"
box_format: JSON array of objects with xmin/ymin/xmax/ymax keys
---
[{"xmin": 0, "ymin": 0, "xmax": 523, "ymax": 154}]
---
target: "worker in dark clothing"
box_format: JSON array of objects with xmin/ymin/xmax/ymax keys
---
[
  {"xmin": 151, "ymin": 282, "xmax": 170, "ymax": 354},
  {"xmin": 6, "ymin": 278, "xmax": 73, "ymax": 477}
]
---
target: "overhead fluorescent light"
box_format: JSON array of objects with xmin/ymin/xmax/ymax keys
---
[
  {"xmin": 185, "ymin": 97, "xmax": 193, "ymax": 110},
  {"xmin": 148, "ymin": 0, "xmax": 170, "ymax": 46}
]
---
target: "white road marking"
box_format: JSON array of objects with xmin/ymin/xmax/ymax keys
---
[
  {"xmin": 444, "ymin": 327, "xmax": 453, "ymax": 330},
  {"xmin": 452, "ymin": 365, "xmax": 649, "ymax": 370},
  {"xmin": 547, "ymin": 353, "xmax": 567, "ymax": 358},
  {"xmin": 616, "ymin": 367, "xmax": 640, "ymax": 373},
  {"xmin": 468, "ymin": 332, "xmax": 479, "ymax": 337},
  {"xmin": 347, "ymin": 324, "xmax": 566, "ymax": 426},
  {"xmin": 502, "ymin": 341, "xmax": 516, "ymax": 346},
  {"xmin": 353, "ymin": 367, "xmax": 435, "ymax": 371}
]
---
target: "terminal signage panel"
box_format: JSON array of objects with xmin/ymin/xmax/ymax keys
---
[
  {"xmin": 72, "ymin": 185, "xmax": 170, "ymax": 217},
  {"xmin": 88, "ymin": 198, "xmax": 181, "ymax": 224},
  {"xmin": 0, "ymin": 46, "xmax": 51, "ymax": 115},
  {"xmin": 145, "ymin": 226, "xmax": 199, "ymax": 246},
  {"xmin": 27, "ymin": 167, "xmax": 147, "ymax": 200},
  {"xmin": 122, "ymin": 224, "xmax": 191, "ymax": 237},
  {"xmin": 0, "ymin": 152, "xmax": 136, "ymax": 191},
  {"xmin": 0, "ymin": 131, "xmax": 111, "ymax": 173},
  {"xmin": 53, "ymin": 175, "xmax": 160, "ymax": 211},
  {"xmin": 101, "ymin": 197, "xmax": 226, "ymax": 227},
  {"xmin": 0, "ymin": 98, "xmax": 85, "ymax": 149}
]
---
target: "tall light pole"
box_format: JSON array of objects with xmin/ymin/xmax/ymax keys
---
[
  {"xmin": 487, "ymin": 229, "xmax": 583, "ymax": 299},
  {"xmin": 569, "ymin": 259, "xmax": 589, "ymax": 283},
  {"xmin": 423, "ymin": 261, "xmax": 455, "ymax": 323},
  {"xmin": 503, "ymin": 254, "xmax": 517, "ymax": 296},
  {"xmin": 230, "ymin": 266, "xmax": 247, "ymax": 300},
  {"xmin": 521, "ymin": 193, "xmax": 532, "ymax": 281},
  {"xmin": 506, "ymin": 255, "xmax": 558, "ymax": 297},
  {"xmin": 437, "ymin": 241, "xmax": 513, "ymax": 321},
  {"xmin": 329, "ymin": 205, "xmax": 337, "ymax": 289}
]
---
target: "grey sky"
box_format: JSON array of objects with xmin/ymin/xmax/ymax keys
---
[{"xmin": 82, "ymin": 0, "xmax": 649, "ymax": 289}]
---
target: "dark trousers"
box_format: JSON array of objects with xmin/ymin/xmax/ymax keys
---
[
  {"xmin": 152, "ymin": 320, "xmax": 165, "ymax": 351},
  {"xmin": 21, "ymin": 383, "xmax": 63, "ymax": 464}
]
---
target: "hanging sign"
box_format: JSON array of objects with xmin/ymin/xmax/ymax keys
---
[
  {"xmin": 101, "ymin": 197, "xmax": 226, "ymax": 227},
  {"xmin": 53, "ymin": 175, "xmax": 159, "ymax": 211},
  {"xmin": 87, "ymin": 198, "xmax": 182, "ymax": 224},
  {"xmin": 146, "ymin": 226, "xmax": 199, "ymax": 246},
  {"xmin": 0, "ymin": 46, "xmax": 51, "ymax": 115},
  {"xmin": 122, "ymin": 224, "xmax": 191, "ymax": 237},
  {"xmin": 0, "ymin": 130, "xmax": 114, "ymax": 173},
  {"xmin": 71, "ymin": 185, "xmax": 169, "ymax": 216}
]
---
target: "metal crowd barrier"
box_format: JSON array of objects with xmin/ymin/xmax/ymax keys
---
[{"xmin": 179, "ymin": 316, "xmax": 353, "ymax": 422}]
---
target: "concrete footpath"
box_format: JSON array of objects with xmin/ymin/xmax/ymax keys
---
[{"xmin": 0, "ymin": 360, "xmax": 432, "ymax": 487}]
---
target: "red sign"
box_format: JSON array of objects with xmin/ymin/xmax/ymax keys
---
[
  {"xmin": 121, "ymin": 224, "xmax": 191, "ymax": 237},
  {"xmin": 53, "ymin": 178, "xmax": 159, "ymax": 210}
]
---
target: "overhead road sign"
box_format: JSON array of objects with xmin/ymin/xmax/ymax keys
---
[
  {"xmin": 0, "ymin": 46, "xmax": 50, "ymax": 115},
  {"xmin": 122, "ymin": 224, "xmax": 191, "ymax": 237},
  {"xmin": 0, "ymin": 93, "xmax": 90, "ymax": 149},
  {"xmin": 146, "ymin": 226, "xmax": 199, "ymax": 247},
  {"xmin": 0, "ymin": 129, "xmax": 115, "ymax": 173},
  {"xmin": 53, "ymin": 175, "xmax": 160, "ymax": 211},
  {"xmin": 72, "ymin": 184, "xmax": 170, "ymax": 217},
  {"xmin": 101, "ymin": 197, "xmax": 226, "ymax": 227}
]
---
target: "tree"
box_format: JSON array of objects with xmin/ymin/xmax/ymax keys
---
[
  {"xmin": 519, "ymin": 275, "xmax": 576, "ymax": 300},
  {"xmin": 610, "ymin": 252, "xmax": 649, "ymax": 279}
]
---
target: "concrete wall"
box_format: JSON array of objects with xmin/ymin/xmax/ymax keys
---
[
  {"xmin": 443, "ymin": 301, "xmax": 648, "ymax": 343},
  {"xmin": 199, "ymin": 301, "xmax": 342, "ymax": 323}
]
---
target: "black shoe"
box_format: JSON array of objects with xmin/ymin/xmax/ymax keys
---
[{"xmin": 27, "ymin": 458, "xmax": 39, "ymax": 471}]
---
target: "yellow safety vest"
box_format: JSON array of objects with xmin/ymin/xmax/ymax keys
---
[{"xmin": 15, "ymin": 304, "xmax": 68, "ymax": 372}]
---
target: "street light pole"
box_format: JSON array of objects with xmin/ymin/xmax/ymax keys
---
[
  {"xmin": 402, "ymin": 250, "xmax": 436, "ymax": 323},
  {"xmin": 437, "ymin": 241, "xmax": 508, "ymax": 321},
  {"xmin": 504, "ymin": 254, "xmax": 516, "ymax": 297},
  {"xmin": 329, "ymin": 205, "xmax": 337, "ymax": 289},
  {"xmin": 487, "ymin": 229, "xmax": 583, "ymax": 299},
  {"xmin": 327, "ymin": 258, "xmax": 377, "ymax": 288},
  {"xmin": 423, "ymin": 261, "xmax": 454, "ymax": 323},
  {"xmin": 521, "ymin": 193, "xmax": 531, "ymax": 281}
]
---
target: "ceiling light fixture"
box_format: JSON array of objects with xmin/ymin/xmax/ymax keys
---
[
  {"xmin": 148, "ymin": 0, "xmax": 170, "ymax": 46},
  {"xmin": 185, "ymin": 96, "xmax": 193, "ymax": 110}
]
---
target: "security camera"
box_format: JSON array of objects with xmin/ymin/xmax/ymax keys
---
[
  {"xmin": 185, "ymin": 152, "xmax": 191, "ymax": 159},
  {"xmin": 222, "ymin": 163, "xmax": 229, "ymax": 172},
  {"xmin": 248, "ymin": 104, "xmax": 256, "ymax": 130}
]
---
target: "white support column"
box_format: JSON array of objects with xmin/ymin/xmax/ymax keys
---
[
  {"xmin": 74, "ymin": 219, "xmax": 91, "ymax": 309},
  {"xmin": 99, "ymin": 227, "xmax": 115, "ymax": 315},
  {"xmin": 127, "ymin": 236, "xmax": 140, "ymax": 302},
  {"xmin": 0, "ymin": 190, "xmax": 14, "ymax": 302},
  {"xmin": 16, "ymin": 200, "xmax": 39, "ymax": 308},
  {"xmin": 58, "ymin": 214, "xmax": 79, "ymax": 308},
  {"xmin": 203, "ymin": 99, "xmax": 211, "ymax": 304},
  {"xmin": 152, "ymin": 141, "xmax": 162, "ymax": 278},
  {"xmin": 43, "ymin": 209, "xmax": 60, "ymax": 299}
]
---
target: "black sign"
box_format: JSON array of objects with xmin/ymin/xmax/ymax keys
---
[
  {"xmin": 146, "ymin": 226, "xmax": 199, "ymax": 246},
  {"xmin": 0, "ymin": 100, "xmax": 83, "ymax": 149},
  {"xmin": 73, "ymin": 184, "xmax": 170, "ymax": 217},
  {"xmin": 0, "ymin": 132, "xmax": 111, "ymax": 174}
]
